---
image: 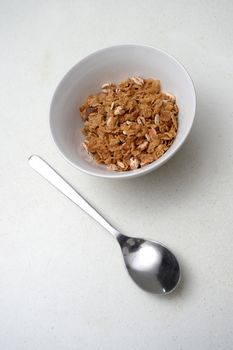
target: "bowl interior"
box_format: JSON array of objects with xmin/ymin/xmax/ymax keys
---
[{"xmin": 50, "ymin": 45, "xmax": 196, "ymax": 177}]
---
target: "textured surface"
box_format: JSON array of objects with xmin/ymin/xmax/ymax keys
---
[{"xmin": 1, "ymin": 1, "xmax": 233, "ymax": 349}]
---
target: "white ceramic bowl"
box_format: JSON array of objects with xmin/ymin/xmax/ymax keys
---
[{"xmin": 50, "ymin": 44, "xmax": 196, "ymax": 179}]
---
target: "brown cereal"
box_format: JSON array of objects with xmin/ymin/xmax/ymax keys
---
[{"xmin": 79, "ymin": 77, "xmax": 178, "ymax": 171}]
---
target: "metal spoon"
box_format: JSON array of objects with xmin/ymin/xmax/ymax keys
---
[{"xmin": 29, "ymin": 155, "xmax": 180, "ymax": 294}]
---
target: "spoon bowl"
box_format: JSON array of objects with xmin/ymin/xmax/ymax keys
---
[
  {"xmin": 119, "ymin": 235, "xmax": 180, "ymax": 294},
  {"xmin": 29, "ymin": 155, "xmax": 181, "ymax": 295}
]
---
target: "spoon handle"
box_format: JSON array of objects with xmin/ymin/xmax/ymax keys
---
[{"xmin": 28, "ymin": 155, "xmax": 120, "ymax": 238}]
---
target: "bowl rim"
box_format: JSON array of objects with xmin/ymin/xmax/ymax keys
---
[{"xmin": 50, "ymin": 44, "xmax": 196, "ymax": 179}]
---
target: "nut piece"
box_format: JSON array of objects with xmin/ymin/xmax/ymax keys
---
[
  {"xmin": 107, "ymin": 164, "xmax": 118, "ymax": 171},
  {"xmin": 137, "ymin": 116, "xmax": 145, "ymax": 125},
  {"xmin": 129, "ymin": 157, "xmax": 139, "ymax": 170},
  {"xmin": 131, "ymin": 76, "xmax": 144, "ymax": 86},
  {"xmin": 145, "ymin": 134, "xmax": 150, "ymax": 142},
  {"xmin": 102, "ymin": 82, "xmax": 112, "ymax": 89},
  {"xmin": 117, "ymin": 161, "xmax": 125, "ymax": 169},
  {"xmin": 102, "ymin": 82, "xmax": 112, "ymax": 93},
  {"xmin": 82, "ymin": 142, "xmax": 89, "ymax": 152},
  {"xmin": 110, "ymin": 102, "xmax": 115, "ymax": 110},
  {"xmin": 114, "ymin": 106, "xmax": 125, "ymax": 115},
  {"xmin": 106, "ymin": 117, "xmax": 113, "ymax": 126},
  {"xmin": 138, "ymin": 141, "xmax": 148, "ymax": 151},
  {"xmin": 154, "ymin": 114, "xmax": 160, "ymax": 124},
  {"xmin": 164, "ymin": 92, "xmax": 176, "ymax": 101}
]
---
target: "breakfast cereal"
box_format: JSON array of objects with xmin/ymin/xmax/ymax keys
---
[{"xmin": 79, "ymin": 77, "xmax": 178, "ymax": 171}]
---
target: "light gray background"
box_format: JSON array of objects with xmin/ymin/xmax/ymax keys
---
[{"xmin": 1, "ymin": 1, "xmax": 233, "ymax": 349}]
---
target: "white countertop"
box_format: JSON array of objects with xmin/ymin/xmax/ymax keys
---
[{"xmin": 1, "ymin": 1, "xmax": 233, "ymax": 349}]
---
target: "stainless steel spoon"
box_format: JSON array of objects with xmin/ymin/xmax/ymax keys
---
[{"xmin": 29, "ymin": 155, "xmax": 180, "ymax": 294}]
